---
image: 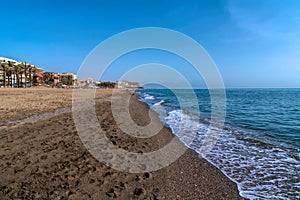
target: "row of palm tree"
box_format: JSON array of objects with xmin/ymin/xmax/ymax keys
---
[{"xmin": 0, "ymin": 61, "xmax": 38, "ymax": 88}]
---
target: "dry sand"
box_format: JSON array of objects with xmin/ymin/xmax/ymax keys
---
[
  {"xmin": 0, "ymin": 88, "xmax": 112, "ymax": 125},
  {"xmin": 0, "ymin": 88, "xmax": 244, "ymax": 199}
]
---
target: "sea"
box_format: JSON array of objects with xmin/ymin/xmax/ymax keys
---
[{"xmin": 136, "ymin": 88, "xmax": 300, "ymax": 200}]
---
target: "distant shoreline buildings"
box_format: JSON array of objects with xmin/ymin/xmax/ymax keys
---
[
  {"xmin": 0, "ymin": 56, "xmax": 77, "ymax": 88},
  {"xmin": 0, "ymin": 56, "xmax": 142, "ymax": 89},
  {"xmin": 117, "ymin": 80, "xmax": 141, "ymax": 89}
]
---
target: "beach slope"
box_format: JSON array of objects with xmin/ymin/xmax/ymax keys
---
[{"xmin": 0, "ymin": 89, "xmax": 243, "ymax": 199}]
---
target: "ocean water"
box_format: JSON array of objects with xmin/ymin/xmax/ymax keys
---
[{"xmin": 136, "ymin": 88, "xmax": 300, "ymax": 200}]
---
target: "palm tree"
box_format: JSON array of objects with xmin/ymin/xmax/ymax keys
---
[
  {"xmin": 13, "ymin": 64, "xmax": 22, "ymax": 88},
  {"xmin": 18, "ymin": 62, "xmax": 30, "ymax": 87},
  {"xmin": 17, "ymin": 63, "xmax": 24, "ymax": 87},
  {"xmin": 1, "ymin": 62, "xmax": 39, "ymax": 88},
  {"xmin": 30, "ymin": 66, "xmax": 37, "ymax": 86},
  {"xmin": 27, "ymin": 64, "xmax": 35, "ymax": 87},
  {"xmin": 0, "ymin": 62, "xmax": 8, "ymax": 87},
  {"xmin": 7, "ymin": 61, "xmax": 14, "ymax": 87},
  {"xmin": 43, "ymin": 73, "xmax": 54, "ymax": 85}
]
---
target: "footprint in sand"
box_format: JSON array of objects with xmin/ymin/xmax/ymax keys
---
[
  {"xmin": 106, "ymin": 181, "xmax": 127, "ymax": 198},
  {"xmin": 133, "ymin": 187, "xmax": 146, "ymax": 197}
]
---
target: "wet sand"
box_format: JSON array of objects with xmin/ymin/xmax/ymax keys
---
[{"xmin": 0, "ymin": 88, "xmax": 243, "ymax": 199}]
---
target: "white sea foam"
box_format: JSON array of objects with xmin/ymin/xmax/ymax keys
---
[
  {"xmin": 165, "ymin": 110, "xmax": 204, "ymax": 150},
  {"xmin": 164, "ymin": 109, "xmax": 300, "ymax": 200},
  {"xmin": 153, "ymin": 100, "xmax": 165, "ymax": 106},
  {"xmin": 137, "ymin": 89, "xmax": 300, "ymax": 199},
  {"xmin": 144, "ymin": 93, "xmax": 155, "ymax": 100},
  {"xmin": 151, "ymin": 100, "xmax": 167, "ymax": 122}
]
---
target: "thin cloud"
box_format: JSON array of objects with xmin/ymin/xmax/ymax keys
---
[{"xmin": 226, "ymin": 0, "xmax": 300, "ymax": 40}]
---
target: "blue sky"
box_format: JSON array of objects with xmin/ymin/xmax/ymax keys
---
[{"xmin": 1, "ymin": 0, "xmax": 299, "ymax": 87}]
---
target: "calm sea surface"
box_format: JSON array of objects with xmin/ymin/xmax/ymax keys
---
[{"xmin": 136, "ymin": 88, "xmax": 300, "ymax": 200}]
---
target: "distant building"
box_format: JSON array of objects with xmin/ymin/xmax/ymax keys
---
[
  {"xmin": 0, "ymin": 57, "xmax": 19, "ymax": 87},
  {"xmin": 117, "ymin": 80, "xmax": 141, "ymax": 89},
  {"xmin": 0, "ymin": 71, "xmax": 3, "ymax": 86},
  {"xmin": 59, "ymin": 73, "xmax": 77, "ymax": 86},
  {"xmin": 87, "ymin": 77, "xmax": 93, "ymax": 84},
  {"xmin": 0, "ymin": 56, "xmax": 18, "ymax": 64},
  {"xmin": 33, "ymin": 68, "xmax": 44, "ymax": 85},
  {"xmin": 76, "ymin": 80, "xmax": 87, "ymax": 87},
  {"xmin": 43, "ymin": 72, "xmax": 60, "ymax": 85},
  {"xmin": 0, "ymin": 56, "xmax": 40, "ymax": 87}
]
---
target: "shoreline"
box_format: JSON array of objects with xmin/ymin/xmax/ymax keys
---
[
  {"xmin": 137, "ymin": 88, "xmax": 300, "ymax": 199},
  {"xmin": 0, "ymin": 88, "xmax": 243, "ymax": 199},
  {"xmin": 134, "ymin": 90, "xmax": 246, "ymax": 197},
  {"xmin": 131, "ymin": 92, "xmax": 244, "ymax": 199}
]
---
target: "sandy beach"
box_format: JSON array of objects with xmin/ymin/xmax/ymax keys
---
[
  {"xmin": 0, "ymin": 88, "xmax": 112, "ymax": 126},
  {"xmin": 0, "ymin": 88, "xmax": 243, "ymax": 199}
]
